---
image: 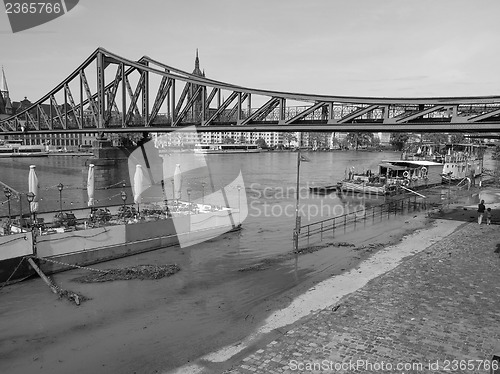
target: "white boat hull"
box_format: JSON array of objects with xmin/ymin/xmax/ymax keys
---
[
  {"xmin": 339, "ymin": 181, "xmax": 390, "ymax": 195},
  {"xmin": 194, "ymin": 149, "xmax": 261, "ymax": 154}
]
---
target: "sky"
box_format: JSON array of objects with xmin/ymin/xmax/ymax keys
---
[{"xmin": 1, "ymin": 0, "xmax": 500, "ymax": 103}]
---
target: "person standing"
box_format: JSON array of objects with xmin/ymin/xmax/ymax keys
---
[
  {"xmin": 478, "ymin": 200, "xmax": 486, "ymax": 224},
  {"xmin": 486, "ymin": 207, "xmax": 492, "ymax": 225}
]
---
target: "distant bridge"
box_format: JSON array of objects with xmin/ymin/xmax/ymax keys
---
[{"xmin": 1, "ymin": 47, "xmax": 500, "ymax": 134}]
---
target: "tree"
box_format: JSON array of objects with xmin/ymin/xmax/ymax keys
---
[
  {"xmin": 308, "ymin": 132, "xmax": 330, "ymax": 149},
  {"xmin": 450, "ymin": 133, "xmax": 465, "ymax": 144},
  {"xmin": 282, "ymin": 132, "xmax": 297, "ymax": 148},
  {"xmin": 222, "ymin": 136, "xmax": 235, "ymax": 144},
  {"xmin": 340, "ymin": 138, "xmax": 350, "ymax": 150},
  {"xmin": 255, "ymin": 138, "xmax": 268, "ymax": 149},
  {"xmin": 421, "ymin": 133, "xmax": 449, "ymax": 144},
  {"xmin": 390, "ymin": 133, "xmax": 410, "ymax": 151},
  {"xmin": 346, "ymin": 132, "xmax": 374, "ymax": 150},
  {"xmin": 331, "ymin": 136, "xmax": 339, "ymax": 149}
]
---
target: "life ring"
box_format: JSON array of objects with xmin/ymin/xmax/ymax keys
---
[
  {"xmin": 402, "ymin": 179, "xmax": 409, "ymax": 186},
  {"xmin": 421, "ymin": 166, "xmax": 428, "ymax": 177},
  {"xmin": 403, "ymin": 171, "xmax": 410, "ymax": 178}
]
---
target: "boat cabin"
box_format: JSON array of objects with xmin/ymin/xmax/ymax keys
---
[{"xmin": 379, "ymin": 160, "xmax": 443, "ymax": 188}]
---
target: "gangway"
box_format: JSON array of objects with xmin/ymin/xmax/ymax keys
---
[{"xmin": 400, "ymin": 185, "xmax": 427, "ymax": 198}]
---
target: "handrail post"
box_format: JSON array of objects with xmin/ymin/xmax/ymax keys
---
[
  {"xmin": 332, "ymin": 217, "xmax": 335, "ymax": 238},
  {"xmin": 320, "ymin": 222, "xmax": 323, "ymax": 241}
]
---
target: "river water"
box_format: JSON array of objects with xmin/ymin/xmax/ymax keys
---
[
  {"xmin": 0, "ymin": 149, "xmax": 396, "ymax": 256},
  {"xmin": 0, "ymin": 149, "xmax": 462, "ymax": 373}
]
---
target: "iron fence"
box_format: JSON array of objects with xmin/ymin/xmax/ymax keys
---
[{"xmin": 297, "ymin": 195, "xmax": 431, "ymax": 248}]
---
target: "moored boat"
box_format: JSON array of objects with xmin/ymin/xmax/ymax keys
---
[
  {"xmin": 309, "ymin": 185, "xmax": 338, "ymax": 194},
  {"xmin": 0, "ymin": 140, "xmax": 48, "ymax": 157},
  {"xmin": 338, "ymin": 159, "xmax": 443, "ymax": 195},
  {"xmin": 401, "ymin": 142, "xmax": 484, "ymax": 181},
  {"xmin": 0, "ymin": 201, "xmax": 243, "ymax": 283},
  {"xmin": 194, "ymin": 143, "xmax": 261, "ymax": 154}
]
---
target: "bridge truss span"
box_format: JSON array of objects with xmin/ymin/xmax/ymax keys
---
[{"xmin": 2, "ymin": 47, "xmax": 500, "ymax": 134}]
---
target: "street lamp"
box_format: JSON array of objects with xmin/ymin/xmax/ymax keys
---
[
  {"xmin": 171, "ymin": 178, "xmax": 175, "ymax": 202},
  {"xmin": 57, "ymin": 183, "xmax": 64, "ymax": 214},
  {"xmin": 27, "ymin": 192, "xmax": 35, "ymax": 228},
  {"xmin": 187, "ymin": 188, "xmax": 192, "ymax": 215},
  {"xmin": 121, "ymin": 190, "xmax": 127, "ymax": 222},
  {"xmin": 201, "ymin": 182, "xmax": 206, "ymax": 204},
  {"xmin": 447, "ymin": 171, "xmax": 453, "ymax": 206},
  {"xmin": 4, "ymin": 188, "xmax": 12, "ymax": 222}
]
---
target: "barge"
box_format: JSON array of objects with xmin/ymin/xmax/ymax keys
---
[
  {"xmin": 337, "ymin": 159, "xmax": 443, "ymax": 195},
  {"xmin": 0, "ymin": 202, "xmax": 242, "ymax": 283},
  {"xmin": 402, "ymin": 143, "xmax": 484, "ymax": 181}
]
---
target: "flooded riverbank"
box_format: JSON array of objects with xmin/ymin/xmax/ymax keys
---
[
  {"xmin": 0, "ymin": 206, "xmax": 434, "ymax": 374},
  {"xmin": 1, "ymin": 151, "xmax": 498, "ymax": 373}
]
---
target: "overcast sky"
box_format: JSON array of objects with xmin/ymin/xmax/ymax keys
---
[{"xmin": 1, "ymin": 0, "xmax": 500, "ymax": 102}]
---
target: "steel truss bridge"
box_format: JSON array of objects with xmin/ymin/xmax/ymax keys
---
[{"xmin": 1, "ymin": 47, "xmax": 500, "ymax": 135}]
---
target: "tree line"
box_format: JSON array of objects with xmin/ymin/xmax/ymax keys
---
[{"xmin": 222, "ymin": 132, "xmax": 467, "ymax": 150}]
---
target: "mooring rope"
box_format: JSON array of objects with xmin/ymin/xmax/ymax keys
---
[
  {"xmin": 0, "ymin": 257, "xmax": 27, "ymax": 290},
  {"xmin": 35, "ymin": 256, "xmax": 110, "ymax": 274}
]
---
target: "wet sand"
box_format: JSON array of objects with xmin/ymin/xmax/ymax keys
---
[{"xmin": 1, "ymin": 187, "xmax": 488, "ymax": 374}]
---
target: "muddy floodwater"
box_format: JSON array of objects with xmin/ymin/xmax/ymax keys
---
[{"xmin": 0, "ymin": 150, "xmax": 495, "ymax": 373}]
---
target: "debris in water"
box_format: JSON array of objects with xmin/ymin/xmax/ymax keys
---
[
  {"xmin": 295, "ymin": 243, "xmax": 333, "ymax": 255},
  {"xmin": 72, "ymin": 264, "xmax": 181, "ymax": 283},
  {"xmin": 238, "ymin": 258, "xmax": 282, "ymax": 272},
  {"xmin": 332, "ymin": 242, "xmax": 355, "ymax": 247},
  {"xmin": 56, "ymin": 288, "xmax": 89, "ymax": 305}
]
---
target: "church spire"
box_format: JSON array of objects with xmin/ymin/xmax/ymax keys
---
[
  {"xmin": 1, "ymin": 66, "xmax": 9, "ymax": 98},
  {"xmin": 195, "ymin": 49, "xmax": 200, "ymax": 70},
  {"xmin": 192, "ymin": 49, "xmax": 203, "ymax": 77}
]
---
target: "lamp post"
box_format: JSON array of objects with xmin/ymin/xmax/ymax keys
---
[
  {"xmin": 121, "ymin": 190, "xmax": 127, "ymax": 222},
  {"xmin": 187, "ymin": 188, "xmax": 191, "ymax": 215},
  {"xmin": 57, "ymin": 183, "xmax": 64, "ymax": 214},
  {"xmin": 4, "ymin": 188, "xmax": 12, "ymax": 222},
  {"xmin": 4, "ymin": 188, "xmax": 12, "ymax": 234},
  {"xmin": 201, "ymin": 182, "xmax": 206, "ymax": 204},
  {"xmin": 293, "ymin": 135, "xmax": 304, "ymax": 254},
  {"xmin": 171, "ymin": 178, "xmax": 175, "ymax": 203},
  {"xmin": 447, "ymin": 171, "xmax": 452, "ymax": 206},
  {"xmin": 27, "ymin": 192, "xmax": 35, "ymax": 228}
]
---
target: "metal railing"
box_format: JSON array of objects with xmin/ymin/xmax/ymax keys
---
[{"xmin": 297, "ymin": 195, "xmax": 431, "ymax": 248}]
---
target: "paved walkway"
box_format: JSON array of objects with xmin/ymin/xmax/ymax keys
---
[{"xmin": 214, "ymin": 222, "xmax": 500, "ymax": 374}]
